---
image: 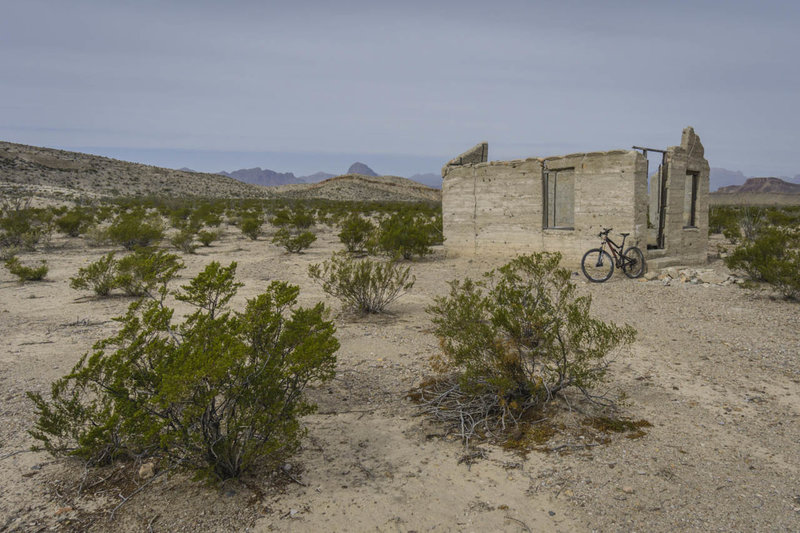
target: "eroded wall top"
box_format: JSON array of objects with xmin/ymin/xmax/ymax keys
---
[{"xmin": 442, "ymin": 142, "xmax": 488, "ymax": 175}]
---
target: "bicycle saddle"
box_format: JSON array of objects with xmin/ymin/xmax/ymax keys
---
[{"xmin": 620, "ymin": 232, "xmax": 629, "ymax": 237}]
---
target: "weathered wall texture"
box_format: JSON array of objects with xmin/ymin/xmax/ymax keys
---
[
  {"xmin": 659, "ymin": 127, "xmax": 710, "ymax": 264},
  {"xmin": 442, "ymin": 128, "xmax": 708, "ymax": 266}
]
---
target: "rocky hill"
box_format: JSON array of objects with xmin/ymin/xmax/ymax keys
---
[
  {"xmin": 0, "ymin": 141, "xmax": 270, "ymax": 199},
  {"xmin": 715, "ymin": 177, "xmax": 800, "ymax": 195},
  {"xmin": 0, "ymin": 141, "xmax": 440, "ymax": 204},
  {"xmin": 272, "ymin": 174, "xmax": 441, "ymax": 203}
]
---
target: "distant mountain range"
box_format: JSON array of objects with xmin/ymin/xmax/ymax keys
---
[
  {"xmin": 186, "ymin": 161, "xmax": 444, "ymax": 189},
  {"xmin": 715, "ymin": 177, "xmax": 800, "ymax": 195},
  {"xmin": 711, "ymin": 167, "xmax": 800, "ymax": 191}
]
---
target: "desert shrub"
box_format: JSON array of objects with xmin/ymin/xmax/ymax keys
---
[
  {"xmin": 725, "ymin": 226, "xmax": 800, "ymax": 299},
  {"xmin": 709, "ymin": 206, "xmax": 741, "ymax": 241},
  {"xmin": 55, "ymin": 207, "xmax": 94, "ymax": 237},
  {"xmin": 84, "ymin": 224, "xmax": 112, "ymax": 247},
  {"xmin": 197, "ymin": 229, "xmax": 219, "ymax": 247},
  {"xmin": 28, "ymin": 261, "xmax": 339, "ymax": 481},
  {"xmin": 422, "ymin": 252, "xmax": 635, "ymax": 442},
  {"xmin": 738, "ymin": 206, "xmax": 766, "ymax": 242},
  {"xmin": 70, "ymin": 253, "xmax": 118, "ymax": 296},
  {"xmin": 107, "ymin": 209, "xmax": 165, "ymax": 250},
  {"xmin": 116, "ymin": 249, "xmax": 184, "ymax": 297},
  {"xmin": 0, "ymin": 195, "xmax": 49, "ymax": 250},
  {"xmin": 272, "ymin": 228, "xmax": 317, "ymax": 253},
  {"xmin": 240, "ymin": 216, "xmax": 263, "ymax": 240},
  {"xmin": 338, "ymin": 214, "xmax": 375, "ymax": 254},
  {"xmin": 270, "ymin": 206, "xmax": 315, "ymax": 229},
  {"xmin": 4, "ymin": 257, "xmax": 48, "ymax": 282},
  {"xmin": 372, "ymin": 212, "xmax": 438, "ymax": 260},
  {"xmin": 192, "ymin": 203, "xmax": 223, "ymax": 228},
  {"xmin": 308, "ymin": 253, "xmax": 415, "ymax": 314},
  {"xmin": 171, "ymin": 228, "xmax": 198, "ymax": 254}
]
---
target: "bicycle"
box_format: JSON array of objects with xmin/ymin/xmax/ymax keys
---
[{"xmin": 581, "ymin": 228, "xmax": 645, "ymax": 282}]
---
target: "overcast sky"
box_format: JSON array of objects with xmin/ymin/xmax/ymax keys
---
[{"xmin": 1, "ymin": 0, "xmax": 798, "ymax": 177}]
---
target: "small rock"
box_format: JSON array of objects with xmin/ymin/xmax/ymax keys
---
[
  {"xmin": 281, "ymin": 463, "xmax": 293, "ymax": 473},
  {"xmin": 548, "ymin": 510, "xmax": 556, "ymax": 516},
  {"xmin": 644, "ymin": 271, "xmax": 659, "ymax": 281},
  {"xmin": 622, "ymin": 486, "xmax": 635, "ymax": 494},
  {"xmin": 138, "ymin": 462, "xmax": 155, "ymax": 480}
]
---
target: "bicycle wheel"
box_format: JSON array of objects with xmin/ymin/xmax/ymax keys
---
[
  {"xmin": 621, "ymin": 247, "xmax": 645, "ymax": 279},
  {"xmin": 581, "ymin": 248, "xmax": 614, "ymax": 283}
]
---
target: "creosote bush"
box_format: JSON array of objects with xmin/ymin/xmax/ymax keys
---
[
  {"xmin": 421, "ymin": 252, "xmax": 635, "ymax": 444},
  {"xmin": 171, "ymin": 228, "xmax": 198, "ymax": 254},
  {"xmin": 55, "ymin": 207, "xmax": 94, "ymax": 237},
  {"xmin": 197, "ymin": 229, "xmax": 219, "ymax": 247},
  {"xmin": 240, "ymin": 216, "xmax": 263, "ymax": 240},
  {"xmin": 29, "ymin": 261, "xmax": 339, "ymax": 481},
  {"xmin": 372, "ymin": 212, "xmax": 438, "ymax": 260},
  {"xmin": 70, "ymin": 249, "xmax": 184, "ymax": 297},
  {"xmin": 106, "ymin": 209, "xmax": 165, "ymax": 250},
  {"xmin": 725, "ymin": 226, "xmax": 800, "ymax": 300},
  {"xmin": 5, "ymin": 257, "xmax": 48, "ymax": 281},
  {"xmin": 308, "ymin": 252, "xmax": 415, "ymax": 314},
  {"xmin": 70, "ymin": 252, "xmax": 118, "ymax": 296},
  {"xmin": 338, "ymin": 214, "xmax": 375, "ymax": 254},
  {"xmin": 272, "ymin": 228, "xmax": 317, "ymax": 253}
]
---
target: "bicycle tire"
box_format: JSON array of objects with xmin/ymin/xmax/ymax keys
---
[
  {"xmin": 621, "ymin": 247, "xmax": 645, "ymax": 279},
  {"xmin": 581, "ymin": 248, "xmax": 614, "ymax": 283}
]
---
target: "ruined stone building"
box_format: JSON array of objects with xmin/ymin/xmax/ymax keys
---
[{"xmin": 441, "ymin": 127, "xmax": 709, "ymax": 268}]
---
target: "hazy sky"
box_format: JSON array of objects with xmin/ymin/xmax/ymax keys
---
[{"xmin": 1, "ymin": 0, "xmax": 798, "ymax": 177}]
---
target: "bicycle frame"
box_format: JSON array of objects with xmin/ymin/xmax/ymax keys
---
[{"xmin": 596, "ymin": 230, "xmax": 633, "ymax": 269}]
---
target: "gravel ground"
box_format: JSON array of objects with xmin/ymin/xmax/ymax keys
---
[{"xmin": 1, "ymin": 225, "xmax": 798, "ymax": 532}]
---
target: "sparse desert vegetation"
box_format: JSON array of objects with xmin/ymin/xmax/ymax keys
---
[{"xmin": 1, "ymin": 189, "xmax": 799, "ymax": 532}]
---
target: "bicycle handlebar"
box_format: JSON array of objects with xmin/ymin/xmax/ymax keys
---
[{"xmin": 598, "ymin": 228, "xmax": 612, "ymax": 237}]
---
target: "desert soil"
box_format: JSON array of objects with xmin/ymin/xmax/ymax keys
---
[{"xmin": 1, "ymin": 226, "xmax": 799, "ymax": 532}]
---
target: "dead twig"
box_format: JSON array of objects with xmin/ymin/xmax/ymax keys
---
[
  {"xmin": 0, "ymin": 449, "xmax": 31, "ymax": 461},
  {"xmin": 504, "ymin": 515, "xmax": 533, "ymax": 532},
  {"xmin": 109, "ymin": 465, "xmax": 172, "ymax": 521}
]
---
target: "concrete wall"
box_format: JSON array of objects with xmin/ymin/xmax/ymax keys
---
[
  {"xmin": 442, "ymin": 149, "xmax": 647, "ymax": 264},
  {"xmin": 660, "ymin": 127, "xmax": 710, "ymax": 264},
  {"xmin": 442, "ymin": 128, "xmax": 709, "ymax": 267}
]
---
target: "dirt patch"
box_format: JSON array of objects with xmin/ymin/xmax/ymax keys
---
[{"xmin": 1, "ymin": 225, "xmax": 799, "ymax": 531}]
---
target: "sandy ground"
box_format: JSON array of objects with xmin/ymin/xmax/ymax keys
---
[{"xmin": 1, "ymin": 226, "xmax": 799, "ymax": 532}]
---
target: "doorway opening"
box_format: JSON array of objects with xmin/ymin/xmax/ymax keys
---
[{"xmin": 633, "ymin": 146, "xmax": 667, "ymax": 250}]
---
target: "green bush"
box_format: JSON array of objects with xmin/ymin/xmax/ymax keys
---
[
  {"xmin": 171, "ymin": 228, "xmax": 198, "ymax": 254},
  {"xmin": 272, "ymin": 228, "xmax": 317, "ymax": 253},
  {"xmin": 308, "ymin": 253, "xmax": 415, "ymax": 314},
  {"xmin": 70, "ymin": 253, "xmax": 118, "ymax": 296},
  {"xmin": 197, "ymin": 229, "xmax": 219, "ymax": 247},
  {"xmin": 725, "ymin": 227, "xmax": 800, "ymax": 299},
  {"xmin": 107, "ymin": 209, "xmax": 165, "ymax": 250},
  {"xmin": 55, "ymin": 207, "xmax": 94, "ymax": 237},
  {"xmin": 240, "ymin": 216, "xmax": 263, "ymax": 240},
  {"xmin": 426, "ymin": 252, "xmax": 635, "ymax": 420},
  {"xmin": 708, "ymin": 206, "xmax": 742, "ymax": 242},
  {"xmin": 5, "ymin": 257, "xmax": 48, "ymax": 282},
  {"xmin": 372, "ymin": 212, "xmax": 438, "ymax": 260},
  {"xmin": 270, "ymin": 206, "xmax": 315, "ymax": 229},
  {"xmin": 0, "ymin": 195, "xmax": 48, "ymax": 250},
  {"xmin": 116, "ymin": 249, "xmax": 184, "ymax": 297},
  {"xmin": 69, "ymin": 249, "xmax": 183, "ymax": 297},
  {"xmin": 28, "ymin": 262, "xmax": 339, "ymax": 481},
  {"xmin": 338, "ymin": 214, "xmax": 375, "ymax": 254}
]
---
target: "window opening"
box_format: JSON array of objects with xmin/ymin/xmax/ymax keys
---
[
  {"xmin": 543, "ymin": 168, "xmax": 575, "ymax": 229},
  {"xmin": 683, "ymin": 172, "xmax": 698, "ymax": 228}
]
